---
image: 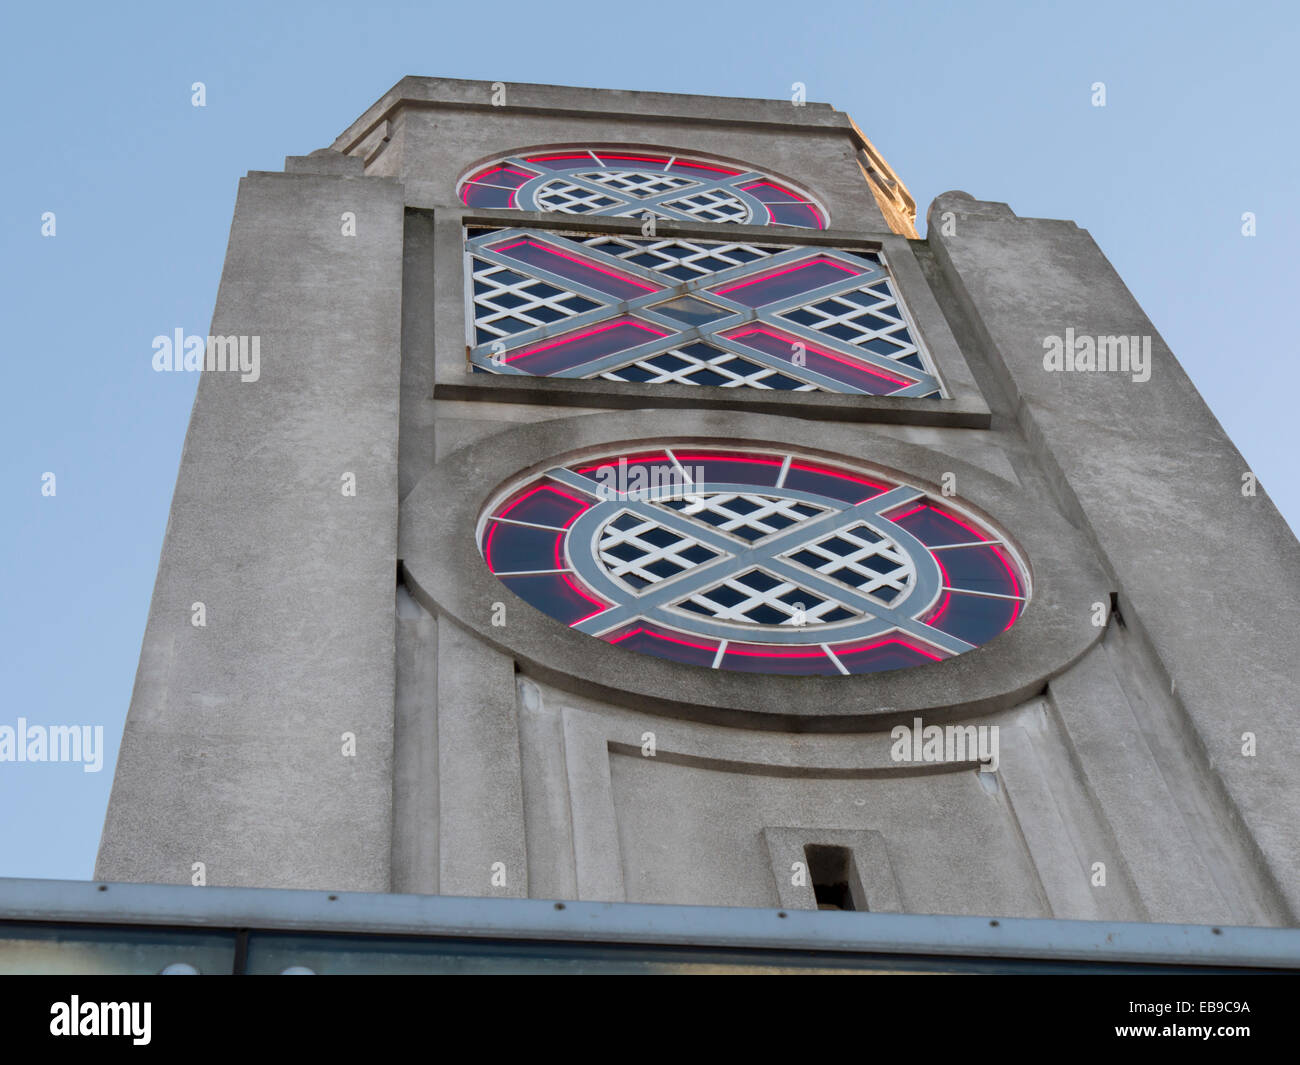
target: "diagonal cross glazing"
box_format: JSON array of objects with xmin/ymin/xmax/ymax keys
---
[
  {"xmin": 549, "ymin": 467, "xmax": 973, "ymax": 654},
  {"xmin": 466, "ymin": 228, "xmax": 943, "ymax": 396}
]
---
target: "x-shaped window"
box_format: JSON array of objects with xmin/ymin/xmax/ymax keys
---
[
  {"xmin": 480, "ymin": 449, "xmax": 1027, "ymax": 676},
  {"xmin": 465, "ymin": 227, "xmax": 943, "ymax": 397}
]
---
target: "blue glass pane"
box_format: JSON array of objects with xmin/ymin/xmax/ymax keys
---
[
  {"xmin": 500, "ymin": 574, "xmax": 605, "ymax": 626},
  {"xmin": 926, "ymin": 591, "xmax": 1018, "ymax": 646}
]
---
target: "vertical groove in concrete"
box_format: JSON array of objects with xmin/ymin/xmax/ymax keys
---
[
  {"xmin": 435, "ymin": 619, "xmax": 528, "ymax": 898},
  {"xmin": 1047, "ymin": 642, "xmax": 1230, "ymax": 922},
  {"xmin": 517, "ymin": 678, "xmax": 580, "ymax": 901},
  {"xmin": 391, "ymin": 586, "xmax": 439, "ymax": 894},
  {"xmin": 1100, "ymin": 623, "xmax": 1290, "ymax": 925}
]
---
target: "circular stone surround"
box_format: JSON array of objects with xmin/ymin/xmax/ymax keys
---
[
  {"xmin": 477, "ymin": 447, "xmax": 1029, "ymax": 677},
  {"xmin": 401, "ymin": 410, "xmax": 1110, "ymax": 729}
]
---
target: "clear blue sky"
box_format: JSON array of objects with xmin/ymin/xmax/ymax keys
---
[{"xmin": 2, "ymin": 0, "xmax": 1296, "ymax": 880}]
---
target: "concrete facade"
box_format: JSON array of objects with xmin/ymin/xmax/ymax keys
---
[{"xmin": 97, "ymin": 77, "xmax": 1300, "ymax": 925}]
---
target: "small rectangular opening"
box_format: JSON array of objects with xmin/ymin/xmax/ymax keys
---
[{"xmin": 804, "ymin": 844, "xmax": 860, "ymax": 911}]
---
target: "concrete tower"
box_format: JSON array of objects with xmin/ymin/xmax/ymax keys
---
[{"xmin": 97, "ymin": 77, "xmax": 1300, "ymax": 925}]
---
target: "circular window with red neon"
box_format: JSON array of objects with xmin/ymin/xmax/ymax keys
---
[
  {"xmin": 477, "ymin": 447, "xmax": 1029, "ymax": 676},
  {"xmin": 458, "ymin": 147, "xmax": 828, "ymax": 229}
]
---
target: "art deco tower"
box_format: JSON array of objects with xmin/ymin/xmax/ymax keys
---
[{"xmin": 97, "ymin": 77, "xmax": 1300, "ymax": 925}]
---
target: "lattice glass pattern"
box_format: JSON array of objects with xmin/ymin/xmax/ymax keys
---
[
  {"xmin": 480, "ymin": 447, "xmax": 1030, "ymax": 676},
  {"xmin": 599, "ymin": 345, "xmax": 817, "ymax": 391},
  {"xmin": 459, "ymin": 148, "xmax": 828, "ymax": 228},
  {"xmin": 465, "ymin": 227, "xmax": 943, "ymax": 396},
  {"xmin": 658, "ymin": 189, "xmax": 750, "ymax": 224},
  {"xmin": 577, "ymin": 235, "xmax": 779, "ymax": 280},
  {"xmin": 533, "ymin": 183, "xmax": 621, "ymax": 214},
  {"xmin": 784, "ymin": 524, "xmax": 914, "ymax": 605},
  {"xmin": 659, "ymin": 492, "xmax": 828, "ymax": 542},
  {"xmin": 597, "ymin": 511, "xmax": 722, "ymax": 592},
  {"xmin": 561, "ymin": 171, "xmax": 700, "ymax": 200},
  {"xmin": 469, "ymin": 259, "xmax": 602, "ymax": 342},
  {"xmin": 675, "ymin": 568, "xmax": 860, "ymax": 626}
]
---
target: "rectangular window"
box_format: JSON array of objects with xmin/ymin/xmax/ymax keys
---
[{"xmin": 464, "ymin": 226, "xmax": 943, "ymax": 397}]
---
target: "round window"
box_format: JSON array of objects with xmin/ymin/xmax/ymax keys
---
[
  {"xmin": 459, "ymin": 147, "xmax": 827, "ymax": 228},
  {"xmin": 479, "ymin": 446, "xmax": 1028, "ymax": 676}
]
